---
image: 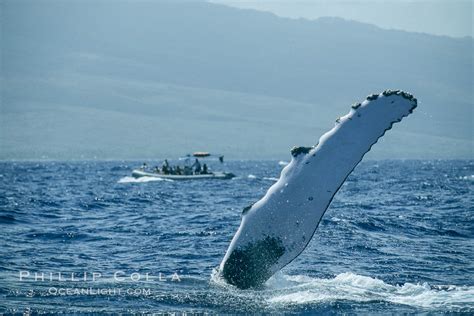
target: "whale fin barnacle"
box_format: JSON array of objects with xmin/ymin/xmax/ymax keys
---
[
  {"xmin": 242, "ymin": 203, "xmax": 254, "ymax": 215},
  {"xmin": 290, "ymin": 146, "xmax": 313, "ymax": 158},
  {"xmin": 351, "ymin": 102, "xmax": 362, "ymax": 109},
  {"xmin": 366, "ymin": 94, "xmax": 379, "ymax": 101}
]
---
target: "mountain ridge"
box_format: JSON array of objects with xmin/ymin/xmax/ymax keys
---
[{"xmin": 1, "ymin": 1, "xmax": 472, "ymax": 159}]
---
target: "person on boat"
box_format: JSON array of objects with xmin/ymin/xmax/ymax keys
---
[
  {"xmin": 140, "ymin": 163, "xmax": 148, "ymax": 170},
  {"xmin": 162, "ymin": 160, "xmax": 170, "ymax": 174},
  {"xmin": 184, "ymin": 165, "xmax": 192, "ymax": 175},
  {"xmin": 202, "ymin": 164, "xmax": 208, "ymax": 174},
  {"xmin": 192, "ymin": 158, "xmax": 201, "ymax": 174},
  {"xmin": 154, "ymin": 166, "xmax": 160, "ymax": 173},
  {"xmin": 175, "ymin": 166, "xmax": 182, "ymax": 175}
]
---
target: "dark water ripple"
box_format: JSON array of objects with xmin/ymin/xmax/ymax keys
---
[{"xmin": 0, "ymin": 160, "xmax": 473, "ymax": 313}]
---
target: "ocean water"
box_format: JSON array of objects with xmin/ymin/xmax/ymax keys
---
[{"xmin": 0, "ymin": 160, "xmax": 473, "ymax": 314}]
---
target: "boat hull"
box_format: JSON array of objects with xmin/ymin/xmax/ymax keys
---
[{"xmin": 131, "ymin": 169, "xmax": 235, "ymax": 180}]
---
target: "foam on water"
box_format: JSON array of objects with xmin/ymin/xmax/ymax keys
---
[
  {"xmin": 265, "ymin": 272, "xmax": 474, "ymax": 310},
  {"xmin": 459, "ymin": 175, "xmax": 474, "ymax": 181},
  {"xmin": 209, "ymin": 269, "xmax": 473, "ymax": 312},
  {"xmin": 246, "ymin": 175, "xmax": 278, "ymax": 181},
  {"xmin": 117, "ymin": 176, "xmax": 173, "ymax": 183}
]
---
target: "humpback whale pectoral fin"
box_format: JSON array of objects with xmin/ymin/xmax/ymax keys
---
[
  {"xmin": 219, "ymin": 90, "xmax": 417, "ymax": 289},
  {"xmin": 290, "ymin": 146, "xmax": 313, "ymax": 158}
]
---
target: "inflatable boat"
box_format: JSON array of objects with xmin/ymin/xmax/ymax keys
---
[{"xmin": 131, "ymin": 169, "xmax": 235, "ymax": 180}]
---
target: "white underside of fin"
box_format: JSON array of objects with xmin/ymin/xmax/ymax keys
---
[{"xmin": 220, "ymin": 90, "xmax": 417, "ymax": 288}]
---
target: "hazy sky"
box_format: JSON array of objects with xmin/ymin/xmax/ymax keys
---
[{"xmin": 210, "ymin": 0, "xmax": 473, "ymax": 38}]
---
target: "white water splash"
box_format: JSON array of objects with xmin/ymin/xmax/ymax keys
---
[
  {"xmin": 459, "ymin": 175, "xmax": 474, "ymax": 181},
  {"xmin": 266, "ymin": 272, "xmax": 474, "ymax": 310},
  {"xmin": 278, "ymin": 161, "xmax": 289, "ymax": 166},
  {"xmin": 247, "ymin": 175, "xmax": 278, "ymax": 181},
  {"xmin": 117, "ymin": 176, "xmax": 173, "ymax": 183}
]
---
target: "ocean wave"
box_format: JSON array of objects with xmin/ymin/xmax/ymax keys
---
[
  {"xmin": 459, "ymin": 175, "xmax": 474, "ymax": 181},
  {"xmin": 0, "ymin": 214, "xmax": 16, "ymax": 224},
  {"xmin": 246, "ymin": 175, "xmax": 278, "ymax": 181},
  {"xmin": 265, "ymin": 272, "xmax": 474, "ymax": 311},
  {"xmin": 209, "ymin": 270, "xmax": 473, "ymax": 312}
]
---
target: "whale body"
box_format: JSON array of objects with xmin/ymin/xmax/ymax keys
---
[{"xmin": 219, "ymin": 90, "xmax": 417, "ymax": 289}]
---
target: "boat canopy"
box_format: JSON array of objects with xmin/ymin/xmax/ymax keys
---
[{"xmin": 193, "ymin": 152, "xmax": 211, "ymax": 157}]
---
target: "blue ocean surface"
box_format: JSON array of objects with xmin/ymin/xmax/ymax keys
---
[{"xmin": 0, "ymin": 160, "xmax": 473, "ymax": 314}]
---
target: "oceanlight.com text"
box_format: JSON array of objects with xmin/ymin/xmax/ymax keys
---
[{"xmin": 48, "ymin": 287, "xmax": 153, "ymax": 296}]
